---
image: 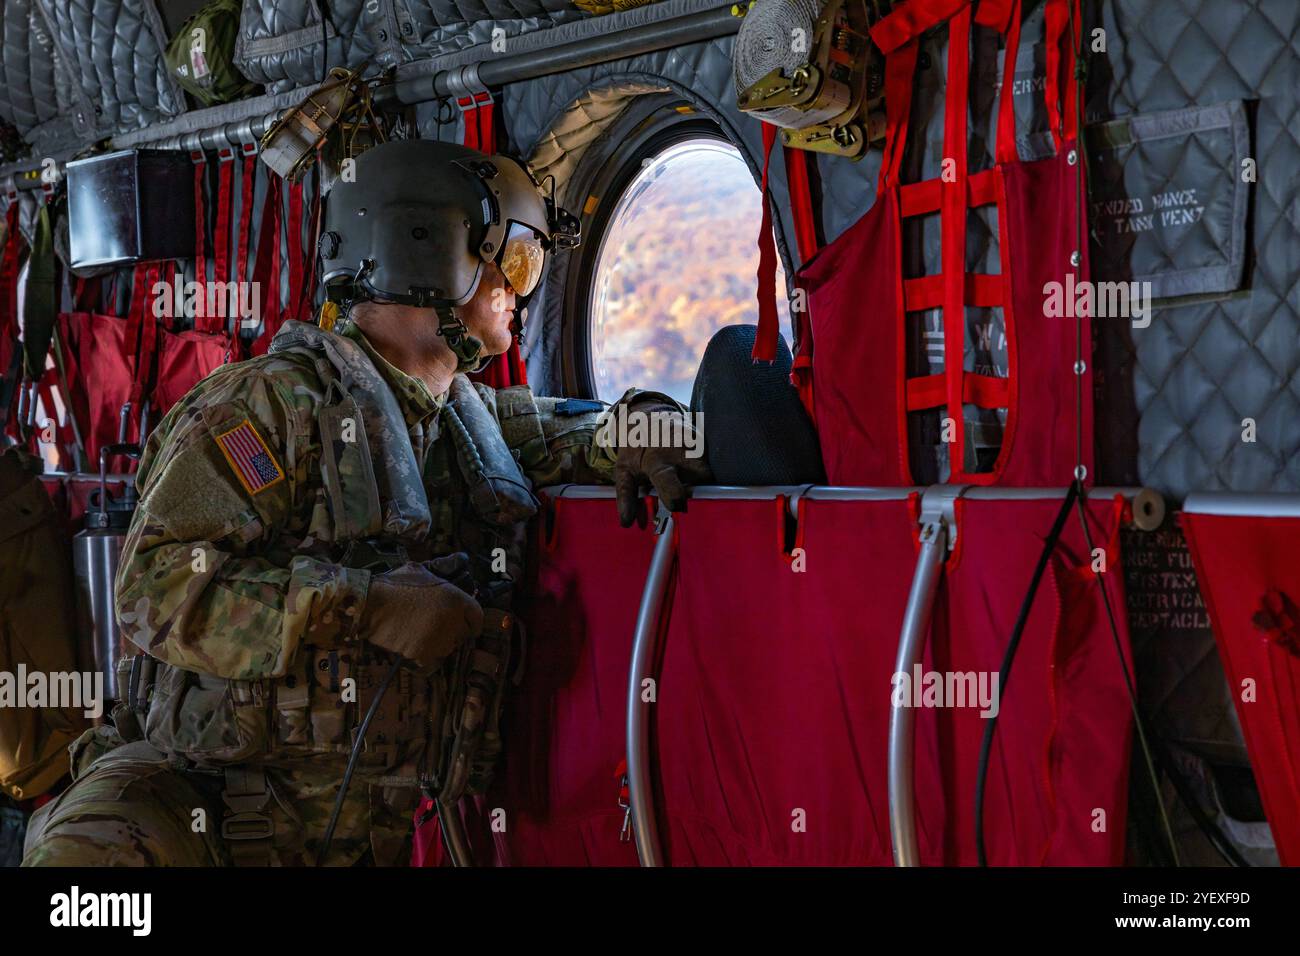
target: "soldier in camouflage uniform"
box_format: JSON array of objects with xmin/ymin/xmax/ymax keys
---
[{"xmin": 23, "ymin": 140, "xmax": 707, "ymax": 866}]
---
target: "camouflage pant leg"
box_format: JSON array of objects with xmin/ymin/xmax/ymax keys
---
[{"xmin": 21, "ymin": 742, "xmax": 228, "ymax": 867}]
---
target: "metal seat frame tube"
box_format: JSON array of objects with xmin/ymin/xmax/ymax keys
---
[{"xmin": 626, "ymin": 511, "xmax": 677, "ymax": 867}]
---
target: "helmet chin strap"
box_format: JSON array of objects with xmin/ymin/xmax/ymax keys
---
[{"xmin": 434, "ymin": 303, "xmax": 486, "ymax": 373}]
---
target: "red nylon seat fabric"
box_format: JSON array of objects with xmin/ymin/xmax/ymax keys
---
[
  {"xmin": 655, "ymin": 496, "xmax": 923, "ymax": 865},
  {"xmin": 930, "ymin": 496, "xmax": 1133, "ymax": 864},
  {"xmin": 413, "ymin": 493, "xmax": 1133, "ymax": 866},
  {"xmin": 1183, "ymin": 513, "xmax": 1300, "ymax": 865},
  {"xmin": 153, "ymin": 329, "xmax": 230, "ymax": 418},
  {"xmin": 55, "ymin": 312, "xmax": 136, "ymax": 467},
  {"xmin": 411, "ymin": 495, "xmax": 652, "ymax": 866}
]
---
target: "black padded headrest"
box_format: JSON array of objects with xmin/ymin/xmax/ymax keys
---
[{"xmin": 690, "ymin": 325, "xmax": 826, "ymax": 485}]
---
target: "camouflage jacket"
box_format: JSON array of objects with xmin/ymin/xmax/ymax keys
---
[{"xmin": 113, "ymin": 320, "xmax": 623, "ymax": 778}]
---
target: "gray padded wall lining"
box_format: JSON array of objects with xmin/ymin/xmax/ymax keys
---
[
  {"xmin": 1089, "ymin": 0, "xmax": 1299, "ymax": 497},
  {"xmin": 35, "ymin": 0, "xmax": 187, "ymax": 137},
  {"xmin": 0, "ymin": 0, "xmax": 80, "ymax": 155},
  {"xmin": 236, "ymin": 0, "xmax": 583, "ymax": 92}
]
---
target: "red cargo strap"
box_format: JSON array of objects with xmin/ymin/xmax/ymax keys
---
[
  {"xmin": 754, "ymin": 125, "xmax": 822, "ymax": 408},
  {"xmin": 940, "ymin": 5, "xmax": 974, "ymax": 467},
  {"xmin": 1044, "ymin": 0, "xmax": 1069, "ymax": 149},
  {"xmin": 297, "ymin": 165, "xmax": 323, "ymax": 323},
  {"xmin": 0, "ymin": 201, "xmax": 21, "ymax": 341},
  {"xmin": 213, "ymin": 149, "xmax": 235, "ymax": 323},
  {"xmin": 286, "ymin": 179, "xmax": 305, "ymax": 324},
  {"xmin": 251, "ymin": 175, "xmax": 283, "ymax": 355},
  {"xmin": 124, "ymin": 261, "xmax": 160, "ymax": 436},
  {"xmin": 752, "ymin": 123, "xmax": 781, "ymax": 362},
  {"xmin": 785, "ymin": 145, "xmax": 818, "ymax": 419},
  {"xmin": 191, "ymin": 151, "xmax": 208, "ymax": 322},
  {"xmin": 458, "ymin": 91, "xmax": 494, "ymax": 150}
]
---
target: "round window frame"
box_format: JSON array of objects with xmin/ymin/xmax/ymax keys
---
[{"xmin": 561, "ymin": 105, "xmax": 740, "ymax": 400}]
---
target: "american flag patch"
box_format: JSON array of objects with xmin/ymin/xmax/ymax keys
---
[{"xmin": 215, "ymin": 420, "xmax": 284, "ymax": 495}]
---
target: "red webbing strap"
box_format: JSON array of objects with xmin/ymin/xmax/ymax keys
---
[
  {"xmin": 996, "ymin": 0, "xmax": 1025, "ymax": 164},
  {"xmin": 213, "ymin": 150, "xmax": 235, "ymax": 318},
  {"xmin": 752, "ymin": 122, "xmax": 781, "ymax": 362},
  {"xmin": 236, "ymin": 148, "xmax": 257, "ymax": 288},
  {"xmin": 941, "ymin": 5, "xmax": 974, "ymax": 475},
  {"xmin": 785, "ymin": 145, "xmax": 818, "ymax": 418},
  {"xmin": 298, "ymin": 164, "xmax": 323, "ymax": 323},
  {"xmin": 286, "ymin": 179, "xmax": 305, "ymax": 324},
  {"xmin": 125, "ymin": 262, "xmax": 161, "ymax": 425},
  {"xmin": 251, "ymin": 175, "xmax": 283, "ymax": 354},
  {"xmin": 878, "ymin": 40, "xmax": 922, "ymax": 190},
  {"xmin": 870, "ymin": 0, "xmax": 972, "ymax": 54},
  {"xmin": 0, "ymin": 202, "xmax": 22, "ymax": 340},
  {"xmin": 191, "ymin": 152, "xmax": 208, "ymax": 322},
  {"xmin": 476, "ymin": 98, "xmax": 496, "ymax": 151},
  {"xmin": 1043, "ymin": 0, "xmax": 1069, "ymax": 149},
  {"xmin": 458, "ymin": 91, "xmax": 494, "ymax": 150},
  {"xmin": 235, "ymin": 146, "xmax": 258, "ymax": 353}
]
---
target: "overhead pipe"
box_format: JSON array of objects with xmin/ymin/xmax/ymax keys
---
[
  {"xmin": 1183, "ymin": 491, "xmax": 1300, "ymax": 519},
  {"xmin": 103, "ymin": 5, "xmax": 740, "ymax": 153},
  {"xmin": 378, "ymin": 5, "xmax": 743, "ymax": 108}
]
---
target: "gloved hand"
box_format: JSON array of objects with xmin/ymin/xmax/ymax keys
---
[
  {"xmin": 612, "ymin": 399, "xmax": 712, "ymax": 527},
  {"xmin": 362, "ymin": 556, "xmax": 483, "ymax": 673}
]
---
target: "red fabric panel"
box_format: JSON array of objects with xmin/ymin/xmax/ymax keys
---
[
  {"xmin": 998, "ymin": 141, "xmax": 1092, "ymax": 486},
  {"xmin": 440, "ymin": 493, "xmax": 1134, "ymax": 867},
  {"xmin": 655, "ymin": 497, "xmax": 924, "ymax": 864},
  {"xmin": 1183, "ymin": 513, "xmax": 1300, "ymax": 865},
  {"xmin": 411, "ymin": 496, "xmax": 654, "ymax": 866},
  {"xmin": 56, "ymin": 312, "xmax": 135, "ymax": 467},
  {"xmin": 935, "ymin": 496, "xmax": 1133, "ymax": 865},
  {"xmin": 800, "ymin": 189, "xmax": 907, "ymax": 484},
  {"xmin": 153, "ymin": 329, "xmax": 230, "ymax": 418}
]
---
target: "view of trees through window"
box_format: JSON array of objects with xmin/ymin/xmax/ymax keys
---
[{"xmin": 589, "ymin": 137, "xmax": 790, "ymax": 404}]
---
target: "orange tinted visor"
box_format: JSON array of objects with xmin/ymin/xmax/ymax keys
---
[{"xmin": 499, "ymin": 222, "xmax": 546, "ymax": 296}]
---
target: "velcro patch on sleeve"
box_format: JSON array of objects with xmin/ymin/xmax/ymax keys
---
[{"xmin": 215, "ymin": 419, "xmax": 284, "ymax": 495}]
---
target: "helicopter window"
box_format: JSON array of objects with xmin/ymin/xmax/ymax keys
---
[{"xmin": 585, "ymin": 135, "xmax": 790, "ymax": 405}]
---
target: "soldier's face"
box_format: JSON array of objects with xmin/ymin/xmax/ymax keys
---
[{"xmin": 459, "ymin": 261, "xmax": 516, "ymax": 356}]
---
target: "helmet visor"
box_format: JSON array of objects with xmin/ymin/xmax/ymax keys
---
[{"xmin": 499, "ymin": 221, "xmax": 546, "ymax": 297}]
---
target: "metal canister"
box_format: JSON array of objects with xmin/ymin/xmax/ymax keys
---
[
  {"xmin": 72, "ymin": 497, "xmax": 133, "ymax": 702},
  {"xmin": 71, "ymin": 403, "xmax": 144, "ymax": 703}
]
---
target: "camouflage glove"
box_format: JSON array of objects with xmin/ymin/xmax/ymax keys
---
[
  {"xmin": 612, "ymin": 399, "xmax": 712, "ymax": 527},
  {"xmin": 362, "ymin": 557, "xmax": 484, "ymax": 674}
]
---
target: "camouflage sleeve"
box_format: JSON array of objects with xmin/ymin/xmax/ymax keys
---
[
  {"xmin": 115, "ymin": 369, "xmax": 369, "ymax": 682},
  {"xmin": 486, "ymin": 385, "xmax": 686, "ymax": 486}
]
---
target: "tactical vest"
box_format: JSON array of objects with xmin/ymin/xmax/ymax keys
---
[{"xmin": 127, "ymin": 322, "xmax": 537, "ymax": 860}]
